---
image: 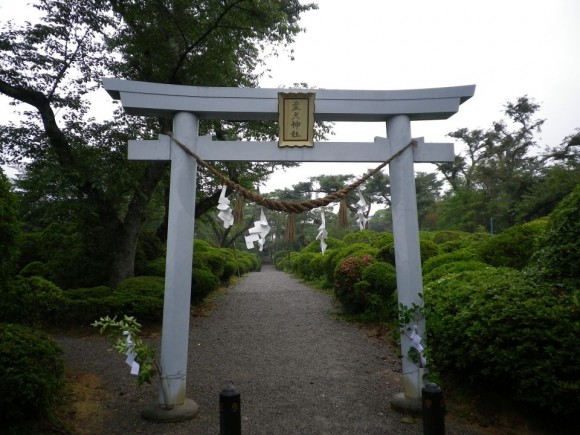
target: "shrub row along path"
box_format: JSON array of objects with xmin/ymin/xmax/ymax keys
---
[{"xmin": 57, "ymin": 266, "xmax": 480, "ymax": 435}]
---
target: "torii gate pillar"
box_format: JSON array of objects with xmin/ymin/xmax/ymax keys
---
[
  {"xmin": 141, "ymin": 112, "xmax": 200, "ymax": 421},
  {"xmin": 387, "ymin": 115, "xmax": 426, "ymax": 413}
]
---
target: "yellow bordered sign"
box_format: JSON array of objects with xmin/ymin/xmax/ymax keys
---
[{"xmin": 278, "ymin": 92, "xmax": 315, "ymax": 147}]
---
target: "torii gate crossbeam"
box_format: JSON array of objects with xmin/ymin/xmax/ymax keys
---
[{"xmin": 103, "ymin": 78, "xmax": 475, "ymax": 421}]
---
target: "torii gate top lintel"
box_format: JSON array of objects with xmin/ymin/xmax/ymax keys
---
[{"xmin": 102, "ymin": 78, "xmax": 475, "ymax": 122}]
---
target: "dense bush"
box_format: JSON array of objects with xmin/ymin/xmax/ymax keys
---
[
  {"xmin": 19, "ymin": 260, "xmax": 49, "ymax": 278},
  {"xmin": 376, "ymin": 238, "xmax": 440, "ymax": 266},
  {"xmin": 134, "ymin": 232, "xmax": 166, "ymax": 276},
  {"xmin": 301, "ymin": 237, "xmax": 345, "ymax": 254},
  {"xmin": 273, "ymin": 250, "xmax": 290, "ymax": 268},
  {"xmin": 354, "ymin": 262, "xmax": 398, "ymax": 318},
  {"xmin": 191, "ymin": 267, "xmax": 220, "ymax": 304},
  {"xmin": 143, "ymin": 257, "xmax": 166, "ymax": 277},
  {"xmin": 16, "ymin": 232, "xmax": 42, "ymax": 271},
  {"xmin": 222, "ymin": 261, "xmax": 238, "ymax": 282},
  {"xmin": 369, "ymin": 232, "xmax": 394, "ymax": 249},
  {"xmin": 37, "ymin": 221, "xmax": 111, "ymax": 289},
  {"xmin": 196, "ymin": 250, "xmax": 226, "ymax": 280},
  {"xmin": 423, "ymin": 260, "xmax": 490, "ymax": 284},
  {"xmin": 530, "ymin": 186, "xmax": 580, "ymax": 288},
  {"xmin": 194, "ymin": 239, "xmax": 214, "ymax": 252},
  {"xmin": 0, "ymin": 169, "xmax": 20, "ymax": 286},
  {"xmin": 477, "ymin": 219, "xmax": 547, "ymax": 270},
  {"xmin": 0, "ymin": 276, "xmax": 64, "ymax": 326},
  {"xmin": 59, "ymin": 278, "xmax": 165, "ymax": 324},
  {"xmin": 60, "ymin": 286, "xmax": 113, "ymax": 324},
  {"xmin": 422, "ymin": 249, "xmax": 479, "ymax": 275},
  {"xmin": 0, "ymin": 323, "xmax": 64, "ymax": 426},
  {"xmin": 342, "ymin": 229, "xmax": 379, "ymax": 245},
  {"xmin": 431, "ymin": 230, "xmax": 471, "ymax": 245},
  {"xmin": 291, "ymin": 251, "xmax": 319, "ymax": 279},
  {"xmin": 116, "ymin": 276, "xmax": 165, "ymax": 297},
  {"xmin": 360, "ymin": 261, "xmax": 397, "ymax": 298},
  {"xmin": 322, "ymin": 243, "xmax": 379, "ymax": 283},
  {"xmin": 424, "ymin": 268, "xmax": 580, "ymax": 415},
  {"xmin": 334, "ymin": 254, "xmax": 375, "ymax": 313}
]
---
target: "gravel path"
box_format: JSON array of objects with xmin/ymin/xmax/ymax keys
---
[{"xmin": 57, "ymin": 266, "xmax": 476, "ymax": 434}]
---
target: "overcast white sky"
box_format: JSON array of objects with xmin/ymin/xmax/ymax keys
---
[
  {"xmin": 2, "ymin": 0, "xmax": 579, "ymax": 192},
  {"xmin": 259, "ymin": 0, "xmax": 580, "ymax": 191}
]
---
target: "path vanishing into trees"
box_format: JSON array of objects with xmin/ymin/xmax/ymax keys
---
[{"xmin": 57, "ymin": 266, "xmax": 482, "ymax": 434}]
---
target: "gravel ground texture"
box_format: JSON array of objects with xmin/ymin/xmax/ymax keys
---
[{"xmin": 57, "ymin": 266, "xmax": 481, "ymax": 435}]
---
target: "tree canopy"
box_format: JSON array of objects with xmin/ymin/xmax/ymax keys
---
[{"xmin": 0, "ymin": 0, "xmax": 316, "ymax": 287}]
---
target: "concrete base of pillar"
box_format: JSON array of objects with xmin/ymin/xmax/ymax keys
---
[
  {"xmin": 390, "ymin": 392, "xmax": 422, "ymax": 416},
  {"xmin": 141, "ymin": 398, "xmax": 200, "ymax": 422}
]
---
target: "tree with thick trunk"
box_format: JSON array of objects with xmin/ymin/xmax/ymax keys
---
[{"xmin": 1, "ymin": 0, "xmax": 315, "ymax": 287}]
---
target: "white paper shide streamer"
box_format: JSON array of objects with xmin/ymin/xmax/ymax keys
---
[
  {"xmin": 316, "ymin": 209, "xmax": 328, "ymax": 254},
  {"xmin": 123, "ymin": 330, "xmax": 140, "ymax": 375},
  {"xmin": 216, "ymin": 185, "xmax": 234, "ymax": 229},
  {"xmin": 245, "ymin": 209, "xmax": 270, "ymax": 251},
  {"xmin": 408, "ymin": 324, "xmax": 427, "ymax": 368},
  {"xmin": 356, "ymin": 191, "xmax": 368, "ymax": 230}
]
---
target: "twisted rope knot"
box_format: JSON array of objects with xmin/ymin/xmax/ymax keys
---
[{"xmin": 169, "ymin": 134, "xmax": 416, "ymax": 214}]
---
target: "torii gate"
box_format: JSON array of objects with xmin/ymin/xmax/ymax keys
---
[{"xmin": 103, "ymin": 78, "xmax": 474, "ymax": 420}]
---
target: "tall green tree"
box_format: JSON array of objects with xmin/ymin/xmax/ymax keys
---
[
  {"xmin": 0, "ymin": 0, "xmax": 315, "ymax": 287},
  {"xmin": 437, "ymin": 96, "xmax": 546, "ymax": 231},
  {"xmin": 0, "ymin": 168, "xmax": 20, "ymax": 287},
  {"xmin": 515, "ymin": 128, "xmax": 580, "ymax": 221}
]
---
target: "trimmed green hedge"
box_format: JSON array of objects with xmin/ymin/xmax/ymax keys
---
[
  {"xmin": 191, "ymin": 267, "xmax": 219, "ymax": 304},
  {"xmin": 0, "ymin": 323, "xmax": 64, "ymax": 426},
  {"xmin": 477, "ymin": 219, "xmax": 547, "ymax": 270},
  {"xmin": 0, "ymin": 276, "xmax": 64, "ymax": 326},
  {"xmin": 530, "ymin": 186, "xmax": 580, "ymax": 289},
  {"xmin": 334, "ymin": 254, "xmax": 376, "ymax": 313},
  {"xmin": 425, "ymin": 268, "xmax": 580, "ymax": 415}
]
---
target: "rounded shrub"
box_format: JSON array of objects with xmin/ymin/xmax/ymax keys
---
[
  {"xmin": 117, "ymin": 276, "xmax": 165, "ymax": 297},
  {"xmin": 0, "ymin": 276, "xmax": 64, "ymax": 326},
  {"xmin": 478, "ymin": 219, "xmax": 548, "ymax": 270},
  {"xmin": 423, "ymin": 260, "xmax": 490, "ymax": 284},
  {"xmin": 369, "ymin": 232, "xmax": 394, "ymax": 249},
  {"xmin": 102, "ymin": 277, "xmax": 166, "ymax": 322},
  {"xmin": 361, "ymin": 261, "xmax": 397, "ymax": 299},
  {"xmin": 377, "ymin": 239, "xmax": 440, "ymax": 266},
  {"xmin": 194, "ymin": 239, "xmax": 214, "ymax": 252},
  {"xmin": 431, "ymin": 230, "xmax": 471, "ymax": 245},
  {"xmin": 342, "ymin": 229, "xmax": 379, "ymax": 245},
  {"xmin": 60, "ymin": 286, "xmax": 114, "ymax": 324},
  {"xmin": 191, "ymin": 267, "xmax": 219, "ymax": 304},
  {"xmin": 134, "ymin": 232, "xmax": 165, "ymax": 275},
  {"xmin": 422, "ymin": 249, "xmax": 479, "ymax": 275},
  {"xmin": 292, "ymin": 251, "xmax": 318, "ymax": 279},
  {"xmin": 324, "ymin": 243, "xmax": 378, "ymax": 283},
  {"xmin": 195, "ymin": 250, "xmax": 226, "ymax": 280},
  {"xmin": 334, "ymin": 254, "xmax": 375, "ymax": 313},
  {"xmin": 531, "ymin": 186, "xmax": 580, "ymax": 288},
  {"xmin": 301, "ymin": 237, "xmax": 345, "ymax": 253},
  {"xmin": 0, "ymin": 323, "xmax": 64, "ymax": 425},
  {"xmin": 222, "ymin": 261, "xmax": 237, "ymax": 282},
  {"xmin": 273, "ymin": 250, "xmax": 290, "ymax": 268},
  {"xmin": 143, "ymin": 257, "xmax": 166, "ymax": 277},
  {"xmin": 424, "ymin": 268, "xmax": 580, "ymax": 415},
  {"xmin": 16, "ymin": 232, "xmax": 42, "ymax": 271},
  {"xmin": 19, "ymin": 261, "xmax": 49, "ymax": 278}
]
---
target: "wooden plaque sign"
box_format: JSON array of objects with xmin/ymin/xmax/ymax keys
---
[{"xmin": 278, "ymin": 92, "xmax": 315, "ymax": 147}]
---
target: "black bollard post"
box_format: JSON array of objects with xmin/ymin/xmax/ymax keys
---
[
  {"xmin": 220, "ymin": 385, "xmax": 241, "ymax": 435},
  {"xmin": 422, "ymin": 382, "xmax": 445, "ymax": 435}
]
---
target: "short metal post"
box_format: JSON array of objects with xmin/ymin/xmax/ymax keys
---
[
  {"xmin": 422, "ymin": 382, "xmax": 445, "ymax": 435},
  {"xmin": 220, "ymin": 385, "xmax": 241, "ymax": 435}
]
